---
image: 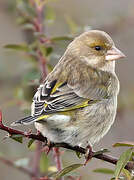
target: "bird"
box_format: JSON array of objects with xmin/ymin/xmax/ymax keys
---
[{"xmin": 12, "ymin": 30, "xmax": 125, "ymax": 150}]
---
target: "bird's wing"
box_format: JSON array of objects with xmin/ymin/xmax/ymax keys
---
[
  {"xmin": 32, "ymin": 60, "xmax": 111, "ymax": 117},
  {"xmin": 32, "ymin": 79, "xmax": 90, "ymax": 116}
]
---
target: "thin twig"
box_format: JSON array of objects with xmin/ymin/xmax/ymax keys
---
[
  {"xmin": 53, "ymin": 147, "xmax": 62, "ymax": 171},
  {"xmin": 37, "ymin": 50, "xmax": 48, "ymax": 80},
  {"xmin": 53, "ymin": 147, "xmax": 63, "ymax": 180},
  {"xmin": 30, "ymin": 2, "xmax": 48, "ymax": 179},
  {"xmin": 32, "ymin": 1, "xmax": 48, "ymax": 80},
  {"xmin": 30, "ymin": 3, "xmax": 64, "ymax": 179},
  {"xmin": 0, "ymin": 156, "xmax": 35, "ymax": 177},
  {"xmin": 32, "ymin": 141, "xmax": 42, "ymax": 179},
  {"xmin": 0, "ymin": 111, "xmax": 134, "ymax": 172}
]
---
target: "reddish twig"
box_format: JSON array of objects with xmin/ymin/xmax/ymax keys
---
[
  {"xmin": 53, "ymin": 147, "xmax": 63, "ymax": 180},
  {"xmin": 37, "ymin": 50, "xmax": 48, "ymax": 80},
  {"xmin": 30, "ymin": 2, "xmax": 48, "ymax": 179},
  {"xmin": 0, "ymin": 111, "xmax": 134, "ymax": 172},
  {"xmin": 32, "ymin": 141, "xmax": 42, "ymax": 179},
  {"xmin": 32, "ymin": 1, "xmax": 48, "ymax": 80},
  {"xmin": 31, "ymin": 4, "xmax": 64, "ymax": 177},
  {"xmin": 53, "ymin": 147, "xmax": 62, "ymax": 171},
  {"xmin": 0, "ymin": 112, "xmax": 47, "ymax": 142}
]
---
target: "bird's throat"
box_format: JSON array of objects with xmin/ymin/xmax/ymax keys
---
[{"xmin": 100, "ymin": 61, "xmax": 115, "ymax": 73}]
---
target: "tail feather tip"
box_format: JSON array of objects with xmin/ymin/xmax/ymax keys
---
[
  {"xmin": 11, "ymin": 116, "xmax": 37, "ymax": 126},
  {"xmin": 11, "ymin": 121, "xmax": 22, "ymax": 126}
]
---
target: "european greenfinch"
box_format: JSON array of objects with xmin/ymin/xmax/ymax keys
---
[{"xmin": 12, "ymin": 30, "xmax": 125, "ymax": 148}]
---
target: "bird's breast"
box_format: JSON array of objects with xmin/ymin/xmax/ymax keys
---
[{"xmin": 75, "ymin": 96, "xmax": 118, "ymax": 146}]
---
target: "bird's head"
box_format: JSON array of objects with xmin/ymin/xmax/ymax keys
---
[{"xmin": 67, "ymin": 30, "xmax": 126, "ymax": 71}]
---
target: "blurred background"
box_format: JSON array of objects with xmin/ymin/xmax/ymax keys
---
[{"xmin": 0, "ymin": 0, "xmax": 134, "ymax": 179}]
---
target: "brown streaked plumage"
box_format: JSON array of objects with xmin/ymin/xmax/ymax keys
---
[{"xmin": 12, "ymin": 30, "xmax": 125, "ymax": 147}]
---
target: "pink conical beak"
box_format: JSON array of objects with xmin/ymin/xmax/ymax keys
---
[{"xmin": 105, "ymin": 46, "xmax": 126, "ymax": 61}]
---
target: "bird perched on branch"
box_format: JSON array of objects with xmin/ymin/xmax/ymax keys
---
[{"xmin": 12, "ymin": 30, "xmax": 125, "ymax": 151}]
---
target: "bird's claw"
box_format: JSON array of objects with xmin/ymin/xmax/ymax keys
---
[
  {"xmin": 84, "ymin": 145, "xmax": 94, "ymax": 166},
  {"xmin": 41, "ymin": 139, "xmax": 52, "ymax": 155}
]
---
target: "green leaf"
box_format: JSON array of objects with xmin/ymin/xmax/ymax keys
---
[
  {"xmin": 17, "ymin": 0, "xmax": 36, "ymax": 18},
  {"xmin": 10, "ymin": 134, "xmax": 23, "ymax": 143},
  {"xmin": 28, "ymin": 139, "xmax": 35, "ymax": 148},
  {"xmin": 53, "ymin": 164, "xmax": 83, "ymax": 179},
  {"xmin": 47, "ymin": 63, "xmax": 54, "ymax": 72},
  {"xmin": 4, "ymin": 44, "xmax": 29, "ymax": 52},
  {"xmin": 14, "ymin": 158, "xmax": 29, "ymax": 168},
  {"xmin": 45, "ymin": 6, "xmax": 56, "ymax": 24},
  {"xmin": 113, "ymin": 142, "xmax": 134, "ymax": 148},
  {"xmin": 16, "ymin": 17, "xmax": 29, "ymax": 25},
  {"xmin": 114, "ymin": 148, "xmax": 133, "ymax": 180},
  {"xmin": 122, "ymin": 169, "xmax": 131, "ymax": 180},
  {"xmin": 111, "ymin": 176, "xmax": 126, "ymax": 180},
  {"xmin": 34, "ymin": 32, "xmax": 45, "ymax": 38},
  {"xmin": 64, "ymin": 171, "xmax": 80, "ymax": 177},
  {"xmin": 51, "ymin": 36, "xmax": 73, "ymax": 42},
  {"xmin": 131, "ymin": 152, "xmax": 134, "ymax": 160},
  {"xmin": 46, "ymin": 47, "xmax": 53, "ymax": 56},
  {"xmin": 40, "ymin": 152, "xmax": 49, "ymax": 173},
  {"xmin": 93, "ymin": 168, "xmax": 114, "ymax": 174},
  {"xmin": 39, "ymin": 43, "xmax": 47, "ymax": 57},
  {"xmin": 28, "ymin": 141, "xmax": 36, "ymax": 151},
  {"xmin": 94, "ymin": 149, "xmax": 110, "ymax": 156},
  {"xmin": 49, "ymin": 170, "xmax": 80, "ymax": 179},
  {"xmin": 22, "ymin": 23, "xmax": 35, "ymax": 30},
  {"xmin": 39, "ymin": 43, "xmax": 53, "ymax": 57},
  {"xmin": 75, "ymin": 151, "xmax": 82, "ymax": 159}
]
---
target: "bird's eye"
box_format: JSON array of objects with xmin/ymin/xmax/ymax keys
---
[{"xmin": 94, "ymin": 46, "xmax": 102, "ymax": 51}]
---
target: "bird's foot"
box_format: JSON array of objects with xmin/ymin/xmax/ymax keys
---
[
  {"xmin": 41, "ymin": 139, "xmax": 52, "ymax": 155},
  {"xmin": 46, "ymin": 139, "xmax": 52, "ymax": 155},
  {"xmin": 84, "ymin": 144, "xmax": 94, "ymax": 166}
]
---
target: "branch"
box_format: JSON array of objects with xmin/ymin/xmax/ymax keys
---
[
  {"xmin": 32, "ymin": 1, "xmax": 48, "ymax": 80},
  {"xmin": 31, "ymin": 141, "xmax": 42, "ymax": 178},
  {"xmin": 53, "ymin": 147, "xmax": 63, "ymax": 180},
  {"xmin": 29, "ymin": 3, "xmax": 64, "ymax": 179},
  {"xmin": 0, "ymin": 156, "xmax": 35, "ymax": 177},
  {"xmin": 28, "ymin": 2, "xmax": 48, "ymax": 179},
  {"xmin": 0, "ymin": 118, "xmax": 47, "ymax": 143},
  {"xmin": 53, "ymin": 147, "xmax": 62, "ymax": 171},
  {"xmin": 0, "ymin": 112, "xmax": 134, "ymax": 172}
]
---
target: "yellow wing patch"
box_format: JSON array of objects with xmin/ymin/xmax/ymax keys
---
[
  {"xmin": 37, "ymin": 115, "xmax": 50, "ymax": 121},
  {"xmin": 41, "ymin": 79, "xmax": 98, "ymax": 115},
  {"xmin": 51, "ymin": 82, "xmax": 63, "ymax": 94},
  {"xmin": 37, "ymin": 101, "xmax": 89, "ymax": 121},
  {"xmin": 62, "ymin": 100, "xmax": 90, "ymax": 112}
]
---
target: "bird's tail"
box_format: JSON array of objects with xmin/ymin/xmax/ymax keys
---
[{"xmin": 11, "ymin": 116, "xmax": 38, "ymax": 126}]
